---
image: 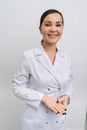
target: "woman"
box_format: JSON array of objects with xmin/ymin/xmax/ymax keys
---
[{"xmin": 12, "ymin": 9, "xmax": 73, "ymax": 130}]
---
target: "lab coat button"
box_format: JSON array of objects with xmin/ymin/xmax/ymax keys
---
[
  {"xmin": 48, "ymin": 88, "xmax": 50, "ymax": 90},
  {"xmin": 56, "ymin": 121, "xmax": 58, "ymax": 123},
  {"xmin": 46, "ymin": 122, "xmax": 48, "ymax": 124},
  {"xmin": 58, "ymin": 87, "xmax": 61, "ymax": 90},
  {"xmin": 46, "ymin": 110, "xmax": 49, "ymax": 113}
]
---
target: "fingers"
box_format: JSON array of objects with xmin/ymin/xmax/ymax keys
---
[
  {"xmin": 41, "ymin": 95, "xmax": 67, "ymax": 114},
  {"xmin": 48, "ymin": 103, "xmax": 65, "ymax": 114},
  {"xmin": 58, "ymin": 95, "xmax": 69, "ymax": 108},
  {"xmin": 49, "ymin": 101, "xmax": 66, "ymax": 114},
  {"xmin": 56, "ymin": 99, "xmax": 67, "ymax": 114},
  {"xmin": 55, "ymin": 103, "xmax": 66, "ymax": 114}
]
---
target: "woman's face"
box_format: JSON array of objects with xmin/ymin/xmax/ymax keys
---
[{"xmin": 39, "ymin": 13, "xmax": 63, "ymax": 45}]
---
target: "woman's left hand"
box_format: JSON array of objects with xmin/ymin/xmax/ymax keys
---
[{"xmin": 58, "ymin": 94, "xmax": 70, "ymax": 109}]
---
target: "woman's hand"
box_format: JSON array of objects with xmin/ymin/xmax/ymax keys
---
[
  {"xmin": 41, "ymin": 95, "xmax": 66, "ymax": 114},
  {"xmin": 58, "ymin": 94, "xmax": 70, "ymax": 109}
]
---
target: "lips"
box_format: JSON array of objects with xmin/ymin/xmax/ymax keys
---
[{"xmin": 48, "ymin": 34, "xmax": 58, "ymax": 39}]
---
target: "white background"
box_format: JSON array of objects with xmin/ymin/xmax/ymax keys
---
[{"xmin": 0, "ymin": 0, "xmax": 87, "ymax": 130}]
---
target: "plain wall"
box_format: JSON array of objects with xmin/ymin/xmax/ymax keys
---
[{"xmin": 0, "ymin": 0, "xmax": 87, "ymax": 130}]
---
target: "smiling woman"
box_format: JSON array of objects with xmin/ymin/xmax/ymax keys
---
[
  {"xmin": 39, "ymin": 9, "xmax": 64, "ymax": 46},
  {"xmin": 12, "ymin": 9, "xmax": 73, "ymax": 130}
]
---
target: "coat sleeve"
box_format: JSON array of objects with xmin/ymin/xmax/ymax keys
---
[
  {"xmin": 12, "ymin": 52, "xmax": 44, "ymax": 109},
  {"xmin": 61, "ymin": 57, "xmax": 74, "ymax": 104}
]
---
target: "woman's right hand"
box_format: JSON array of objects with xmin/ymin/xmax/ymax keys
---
[{"xmin": 41, "ymin": 95, "xmax": 66, "ymax": 114}]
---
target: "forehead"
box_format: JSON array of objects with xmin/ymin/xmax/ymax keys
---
[{"xmin": 43, "ymin": 13, "xmax": 62, "ymax": 22}]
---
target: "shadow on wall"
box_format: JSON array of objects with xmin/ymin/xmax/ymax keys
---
[{"xmin": 85, "ymin": 108, "xmax": 87, "ymax": 130}]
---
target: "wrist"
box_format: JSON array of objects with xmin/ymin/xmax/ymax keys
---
[{"xmin": 41, "ymin": 95, "xmax": 47, "ymax": 104}]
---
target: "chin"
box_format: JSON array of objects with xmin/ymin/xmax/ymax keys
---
[
  {"xmin": 48, "ymin": 39, "xmax": 59, "ymax": 44},
  {"xmin": 50, "ymin": 37, "xmax": 61, "ymax": 43}
]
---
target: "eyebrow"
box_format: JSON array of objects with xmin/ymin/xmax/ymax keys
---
[{"xmin": 44, "ymin": 21, "xmax": 62, "ymax": 24}]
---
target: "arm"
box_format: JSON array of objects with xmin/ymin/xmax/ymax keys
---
[
  {"xmin": 60, "ymin": 59, "xmax": 74, "ymax": 106},
  {"xmin": 12, "ymin": 52, "xmax": 44, "ymax": 109}
]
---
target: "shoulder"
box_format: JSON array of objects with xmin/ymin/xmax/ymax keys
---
[
  {"xmin": 59, "ymin": 51, "xmax": 72, "ymax": 64},
  {"xmin": 59, "ymin": 51, "xmax": 71, "ymax": 58},
  {"xmin": 23, "ymin": 45, "xmax": 43, "ymax": 57},
  {"xmin": 23, "ymin": 48, "xmax": 37, "ymax": 57}
]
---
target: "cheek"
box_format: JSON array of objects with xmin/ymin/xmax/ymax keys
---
[
  {"xmin": 41, "ymin": 29, "xmax": 48, "ymax": 36},
  {"xmin": 58, "ymin": 28, "xmax": 63, "ymax": 35},
  {"xmin": 40, "ymin": 25, "xmax": 49, "ymax": 33}
]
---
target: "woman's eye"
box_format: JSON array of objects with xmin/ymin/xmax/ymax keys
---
[
  {"xmin": 56, "ymin": 24, "xmax": 62, "ymax": 27},
  {"xmin": 45, "ymin": 24, "xmax": 50, "ymax": 26},
  {"xmin": 44, "ymin": 23, "xmax": 62, "ymax": 27}
]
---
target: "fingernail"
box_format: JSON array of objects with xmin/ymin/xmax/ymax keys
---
[
  {"xmin": 56, "ymin": 100, "xmax": 59, "ymax": 103},
  {"xmin": 62, "ymin": 112, "xmax": 66, "ymax": 115},
  {"xmin": 56, "ymin": 112, "xmax": 59, "ymax": 114}
]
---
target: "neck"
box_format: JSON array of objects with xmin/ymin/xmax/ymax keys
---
[{"xmin": 42, "ymin": 42, "xmax": 58, "ymax": 53}]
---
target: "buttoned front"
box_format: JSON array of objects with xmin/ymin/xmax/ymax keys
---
[{"xmin": 12, "ymin": 43, "xmax": 73, "ymax": 130}]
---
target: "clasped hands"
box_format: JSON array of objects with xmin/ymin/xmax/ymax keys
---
[{"xmin": 41, "ymin": 95, "xmax": 69, "ymax": 115}]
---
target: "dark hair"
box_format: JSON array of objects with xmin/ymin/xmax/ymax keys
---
[{"xmin": 40, "ymin": 9, "xmax": 64, "ymax": 27}]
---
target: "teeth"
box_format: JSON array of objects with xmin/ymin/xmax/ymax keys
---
[{"xmin": 48, "ymin": 34, "xmax": 57, "ymax": 38}]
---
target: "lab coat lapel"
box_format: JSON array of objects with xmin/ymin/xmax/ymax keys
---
[{"xmin": 34, "ymin": 45, "xmax": 63, "ymax": 86}]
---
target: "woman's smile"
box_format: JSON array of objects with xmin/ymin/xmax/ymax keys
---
[
  {"xmin": 39, "ymin": 13, "xmax": 63, "ymax": 44},
  {"xmin": 48, "ymin": 34, "xmax": 58, "ymax": 39}
]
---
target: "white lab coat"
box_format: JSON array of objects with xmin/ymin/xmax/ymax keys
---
[{"xmin": 12, "ymin": 43, "xmax": 73, "ymax": 130}]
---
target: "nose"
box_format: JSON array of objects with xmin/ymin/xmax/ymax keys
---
[{"xmin": 50, "ymin": 25, "xmax": 57, "ymax": 32}]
